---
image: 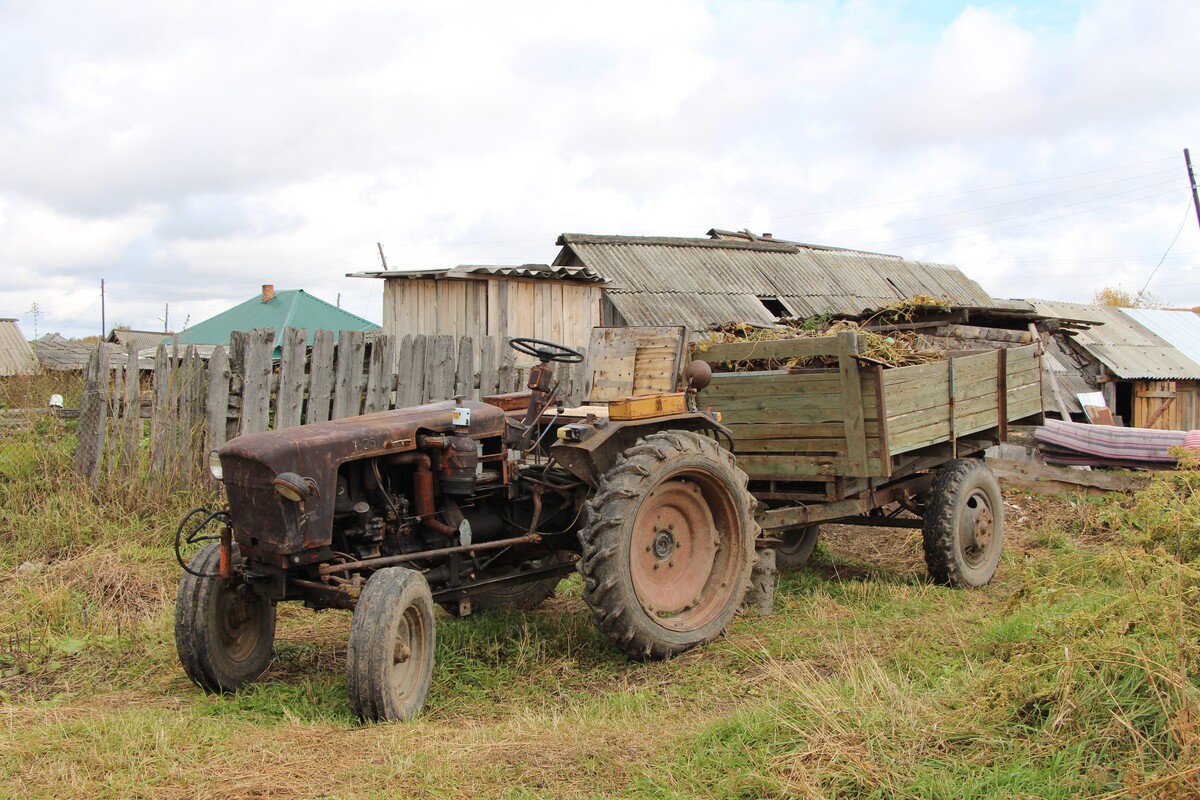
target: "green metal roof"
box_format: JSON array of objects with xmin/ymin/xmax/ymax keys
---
[{"xmin": 170, "ymin": 290, "xmax": 379, "ymax": 350}]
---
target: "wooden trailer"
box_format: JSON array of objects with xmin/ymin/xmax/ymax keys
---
[{"xmin": 690, "ymin": 330, "xmax": 1044, "ymax": 585}]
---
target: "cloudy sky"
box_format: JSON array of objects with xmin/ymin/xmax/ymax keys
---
[{"xmin": 2, "ymin": 0, "xmax": 1197, "ymax": 340}]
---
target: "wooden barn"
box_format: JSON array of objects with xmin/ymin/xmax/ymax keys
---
[{"xmin": 1031, "ymin": 300, "xmax": 1200, "ymax": 431}]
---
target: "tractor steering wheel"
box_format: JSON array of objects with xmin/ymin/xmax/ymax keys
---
[{"xmin": 508, "ymin": 337, "xmax": 584, "ymax": 364}]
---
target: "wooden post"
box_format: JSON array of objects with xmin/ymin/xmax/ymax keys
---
[
  {"xmin": 837, "ymin": 331, "xmax": 869, "ymax": 476},
  {"xmin": 150, "ymin": 344, "xmax": 173, "ymax": 476},
  {"xmin": 332, "ymin": 330, "xmax": 366, "ymax": 419},
  {"xmin": 239, "ymin": 328, "xmax": 275, "ymax": 435},
  {"xmin": 478, "ymin": 335, "xmax": 498, "ymax": 398},
  {"xmin": 74, "ymin": 345, "xmax": 107, "ymax": 481},
  {"xmin": 123, "ymin": 342, "xmax": 140, "ymax": 469},
  {"xmin": 364, "ymin": 334, "xmax": 396, "ymax": 413},
  {"xmin": 453, "ymin": 336, "xmax": 474, "ymax": 399},
  {"xmin": 948, "ymin": 356, "xmax": 957, "ymax": 459},
  {"xmin": 205, "ymin": 346, "xmax": 231, "ymax": 458},
  {"xmin": 308, "ymin": 329, "xmax": 335, "ymax": 423},
  {"xmin": 276, "ymin": 327, "xmax": 308, "ymax": 429},
  {"xmin": 996, "ymin": 347, "xmax": 1008, "ymax": 441}
]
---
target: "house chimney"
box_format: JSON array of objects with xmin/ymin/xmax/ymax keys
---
[
  {"xmin": 261, "ymin": 284, "xmax": 274, "ymax": 303},
  {"xmin": 762, "ymin": 233, "xmax": 773, "ymax": 239}
]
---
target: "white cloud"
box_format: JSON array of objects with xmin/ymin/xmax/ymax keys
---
[{"xmin": 2, "ymin": 0, "xmax": 1199, "ymax": 338}]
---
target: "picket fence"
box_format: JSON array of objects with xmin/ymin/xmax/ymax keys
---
[{"xmin": 73, "ymin": 327, "xmax": 588, "ymax": 489}]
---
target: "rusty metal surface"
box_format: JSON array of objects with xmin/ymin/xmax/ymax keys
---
[
  {"xmin": 551, "ymin": 413, "xmax": 726, "ymax": 486},
  {"xmin": 220, "ymin": 400, "xmax": 506, "ymax": 557}
]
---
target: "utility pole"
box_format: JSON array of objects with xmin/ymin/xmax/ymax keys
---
[
  {"xmin": 100, "ymin": 278, "xmax": 106, "ymax": 339},
  {"xmin": 337, "ymin": 292, "xmax": 342, "ymax": 308},
  {"xmin": 1185, "ymin": 148, "xmax": 1200, "ymax": 234},
  {"xmin": 164, "ymin": 303, "xmax": 169, "ymax": 333},
  {"xmin": 377, "ymin": 242, "xmax": 389, "ymax": 271}
]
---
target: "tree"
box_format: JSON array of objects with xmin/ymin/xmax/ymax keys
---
[{"xmin": 1093, "ymin": 286, "xmax": 1161, "ymax": 308}]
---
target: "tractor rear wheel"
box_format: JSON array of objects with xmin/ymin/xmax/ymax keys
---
[
  {"xmin": 175, "ymin": 542, "xmax": 276, "ymax": 693},
  {"xmin": 347, "ymin": 567, "xmax": 436, "ymax": 722},
  {"xmin": 579, "ymin": 430, "xmax": 758, "ymax": 660}
]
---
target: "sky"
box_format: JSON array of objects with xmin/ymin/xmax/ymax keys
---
[{"xmin": 1, "ymin": 0, "xmax": 1197, "ymax": 340}]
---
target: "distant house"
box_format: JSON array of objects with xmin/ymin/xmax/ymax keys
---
[
  {"xmin": 108, "ymin": 327, "xmax": 173, "ymax": 352},
  {"xmin": 1031, "ymin": 300, "xmax": 1200, "ymax": 430},
  {"xmin": 171, "ymin": 286, "xmax": 380, "ymax": 356},
  {"xmin": 0, "ymin": 319, "xmax": 37, "ymax": 377},
  {"xmin": 32, "ymin": 333, "xmax": 142, "ymax": 372}
]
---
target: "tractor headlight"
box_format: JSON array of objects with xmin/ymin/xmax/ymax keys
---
[
  {"xmin": 208, "ymin": 450, "xmax": 223, "ymax": 481},
  {"xmin": 272, "ymin": 472, "xmax": 317, "ymax": 502}
]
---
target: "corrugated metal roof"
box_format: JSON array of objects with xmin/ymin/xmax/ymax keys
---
[
  {"xmin": 0, "ymin": 319, "xmax": 37, "ymax": 376},
  {"xmin": 553, "ymin": 233, "xmax": 999, "ymax": 329},
  {"xmin": 349, "ymin": 264, "xmax": 604, "ymax": 282},
  {"xmin": 31, "ymin": 336, "xmax": 153, "ymax": 372},
  {"xmin": 173, "ymin": 290, "xmax": 379, "ymax": 350},
  {"xmin": 1031, "ymin": 300, "xmax": 1200, "ymax": 380},
  {"xmin": 108, "ymin": 328, "xmax": 173, "ymax": 351},
  {"xmin": 1120, "ymin": 308, "xmax": 1200, "ymax": 368}
]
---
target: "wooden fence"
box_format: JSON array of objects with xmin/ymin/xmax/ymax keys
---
[{"xmin": 74, "ymin": 327, "xmax": 589, "ymax": 489}]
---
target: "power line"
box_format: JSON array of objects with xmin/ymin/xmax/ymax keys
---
[{"xmin": 1135, "ymin": 199, "xmax": 1195, "ymax": 302}]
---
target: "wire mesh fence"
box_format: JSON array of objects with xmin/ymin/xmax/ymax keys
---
[{"xmin": 0, "ymin": 371, "xmax": 83, "ymax": 481}]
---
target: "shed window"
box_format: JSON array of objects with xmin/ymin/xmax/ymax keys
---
[{"xmin": 757, "ymin": 296, "xmax": 789, "ymax": 318}]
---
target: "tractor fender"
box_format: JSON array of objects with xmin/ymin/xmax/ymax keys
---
[{"xmin": 549, "ymin": 412, "xmax": 729, "ymax": 488}]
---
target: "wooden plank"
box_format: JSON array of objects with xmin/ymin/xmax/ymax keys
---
[
  {"xmin": 425, "ymin": 334, "xmax": 456, "ymax": 402},
  {"xmin": 365, "ymin": 334, "xmax": 396, "ymax": 413},
  {"xmin": 123, "ymin": 342, "xmax": 140, "ymax": 468},
  {"xmin": 332, "ymin": 330, "xmax": 366, "ymax": 419},
  {"xmin": 478, "ymin": 335, "xmax": 498, "ymax": 398},
  {"xmin": 73, "ymin": 346, "xmax": 107, "ymax": 481},
  {"xmin": 695, "ymin": 335, "xmax": 846, "ymax": 365},
  {"xmin": 727, "ymin": 421, "xmax": 882, "ymax": 440},
  {"xmin": 734, "ymin": 454, "xmax": 888, "ymax": 480},
  {"xmin": 454, "ymin": 336, "xmax": 474, "ymax": 399},
  {"xmin": 586, "ymin": 327, "xmax": 638, "ymax": 401},
  {"xmin": 176, "ymin": 345, "xmax": 195, "ymax": 469},
  {"xmin": 732, "ymin": 437, "xmax": 885, "ymax": 456},
  {"xmin": 837, "ymin": 331, "xmax": 869, "ymax": 476},
  {"xmin": 308, "ymin": 329, "xmax": 335, "ymax": 423},
  {"xmin": 150, "ymin": 344, "xmax": 173, "ymax": 476},
  {"xmin": 986, "ymin": 457, "xmax": 1149, "ymax": 496},
  {"xmin": 239, "ymin": 328, "xmax": 275, "ymax": 435},
  {"xmin": 276, "ymin": 327, "xmax": 308, "ymax": 429},
  {"xmin": 205, "ymin": 346, "xmax": 231, "ymax": 457}
]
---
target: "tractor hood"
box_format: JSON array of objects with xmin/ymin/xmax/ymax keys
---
[{"xmin": 217, "ymin": 400, "xmax": 506, "ymax": 560}]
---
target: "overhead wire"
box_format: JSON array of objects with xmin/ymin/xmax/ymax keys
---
[{"xmin": 1135, "ymin": 199, "xmax": 1196, "ymax": 303}]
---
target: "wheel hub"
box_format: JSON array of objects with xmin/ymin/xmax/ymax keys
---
[{"xmin": 651, "ymin": 529, "xmax": 676, "ymax": 561}]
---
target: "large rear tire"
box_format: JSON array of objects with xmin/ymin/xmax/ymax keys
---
[
  {"xmin": 175, "ymin": 542, "xmax": 276, "ymax": 692},
  {"xmin": 579, "ymin": 431, "xmax": 758, "ymax": 660},
  {"xmin": 922, "ymin": 459, "xmax": 1004, "ymax": 587},
  {"xmin": 347, "ymin": 567, "xmax": 436, "ymax": 722}
]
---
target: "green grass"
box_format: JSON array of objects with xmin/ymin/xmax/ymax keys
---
[{"xmin": 2, "ymin": 442, "xmax": 1199, "ymax": 798}]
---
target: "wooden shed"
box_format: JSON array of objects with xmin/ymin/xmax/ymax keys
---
[
  {"xmin": 351, "ymin": 264, "xmax": 606, "ymax": 352},
  {"xmin": 1031, "ymin": 301, "xmax": 1200, "ymax": 431}
]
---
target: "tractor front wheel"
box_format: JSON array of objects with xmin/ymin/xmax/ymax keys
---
[
  {"xmin": 347, "ymin": 567, "xmax": 436, "ymax": 722},
  {"xmin": 175, "ymin": 542, "xmax": 276, "ymax": 692}
]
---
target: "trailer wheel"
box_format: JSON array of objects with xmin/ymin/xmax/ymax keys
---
[
  {"xmin": 579, "ymin": 430, "xmax": 758, "ymax": 659},
  {"xmin": 775, "ymin": 525, "xmax": 820, "ymax": 570},
  {"xmin": 175, "ymin": 542, "xmax": 276, "ymax": 692},
  {"xmin": 347, "ymin": 567, "xmax": 435, "ymax": 722},
  {"xmin": 922, "ymin": 459, "xmax": 1004, "ymax": 587}
]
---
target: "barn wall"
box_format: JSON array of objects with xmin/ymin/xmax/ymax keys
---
[
  {"xmin": 382, "ymin": 276, "xmax": 603, "ymax": 359},
  {"xmin": 1131, "ymin": 380, "xmax": 1200, "ymax": 431}
]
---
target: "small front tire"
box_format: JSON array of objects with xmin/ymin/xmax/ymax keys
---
[
  {"xmin": 347, "ymin": 567, "xmax": 436, "ymax": 722},
  {"xmin": 175, "ymin": 542, "xmax": 276, "ymax": 692}
]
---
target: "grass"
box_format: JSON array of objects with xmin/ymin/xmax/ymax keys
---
[{"xmin": 2, "ymin": 442, "xmax": 1199, "ymax": 798}]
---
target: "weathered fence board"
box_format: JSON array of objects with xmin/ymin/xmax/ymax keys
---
[
  {"xmin": 276, "ymin": 327, "xmax": 308, "ymax": 430},
  {"xmin": 75, "ymin": 327, "xmax": 609, "ymax": 489}
]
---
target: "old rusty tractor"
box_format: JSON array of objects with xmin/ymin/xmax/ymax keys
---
[{"xmin": 174, "ymin": 337, "xmax": 757, "ymax": 721}]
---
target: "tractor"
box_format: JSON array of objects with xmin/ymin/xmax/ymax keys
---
[{"xmin": 174, "ymin": 337, "xmax": 758, "ymax": 721}]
